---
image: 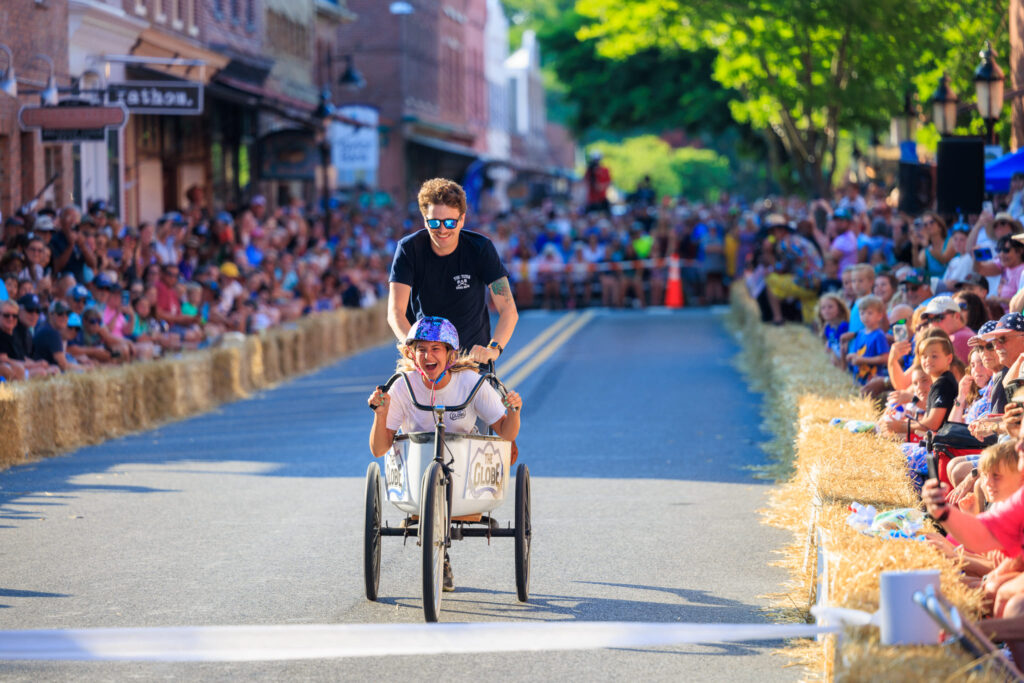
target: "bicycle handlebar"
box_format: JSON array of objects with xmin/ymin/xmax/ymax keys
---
[{"xmin": 369, "ymin": 363, "xmax": 519, "ymax": 414}]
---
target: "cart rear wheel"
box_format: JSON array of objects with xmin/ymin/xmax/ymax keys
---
[
  {"xmin": 514, "ymin": 463, "xmax": 531, "ymax": 602},
  {"xmin": 363, "ymin": 461, "xmax": 382, "ymax": 601},
  {"xmin": 420, "ymin": 461, "xmax": 447, "ymax": 622}
]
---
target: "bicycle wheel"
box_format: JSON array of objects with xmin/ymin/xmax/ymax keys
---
[
  {"xmin": 363, "ymin": 461, "xmax": 382, "ymax": 601},
  {"xmin": 514, "ymin": 463, "xmax": 531, "ymax": 602},
  {"xmin": 420, "ymin": 461, "xmax": 447, "ymax": 622}
]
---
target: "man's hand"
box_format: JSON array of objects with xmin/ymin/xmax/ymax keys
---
[
  {"xmin": 469, "ymin": 345, "xmax": 500, "ymax": 364},
  {"xmin": 922, "ymin": 478, "xmax": 950, "ymax": 519},
  {"xmin": 889, "ymin": 340, "xmax": 912, "ymax": 360},
  {"xmin": 1003, "ymin": 403, "xmax": 1024, "ymax": 439}
]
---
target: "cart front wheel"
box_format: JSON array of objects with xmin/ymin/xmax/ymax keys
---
[
  {"xmin": 420, "ymin": 461, "xmax": 447, "ymax": 622},
  {"xmin": 363, "ymin": 461, "xmax": 382, "ymax": 601},
  {"xmin": 514, "ymin": 463, "xmax": 531, "ymax": 602}
]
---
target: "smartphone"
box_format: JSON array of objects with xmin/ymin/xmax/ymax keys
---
[
  {"xmin": 892, "ymin": 324, "xmax": 908, "ymax": 342},
  {"xmin": 974, "ymin": 247, "xmax": 993, "ymax": 261},
  {"xmin": 121, "ymin": 290, "xmax": 130, "ymax": 306},
  {"xmin": 984, "ymin": 200, "xmax": 994, "ymax": 214},
  {"xmin": 926, "ymin": 452, "xmax": 940, "ymax": 482}
]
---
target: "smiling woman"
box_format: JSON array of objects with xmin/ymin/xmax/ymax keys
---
[{"xmin": 367, "ymin": 316, "xmax": 522, "ymax": 459}]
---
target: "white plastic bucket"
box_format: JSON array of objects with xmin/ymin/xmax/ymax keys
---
[{"xmin": 878, "ymin": 570, "xmax": 941, "ymax": 645}]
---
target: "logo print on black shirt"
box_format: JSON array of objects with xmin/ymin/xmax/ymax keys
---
[{"xmin": 454, "ymin": 274, "xmax": 471, "ymax": 290}]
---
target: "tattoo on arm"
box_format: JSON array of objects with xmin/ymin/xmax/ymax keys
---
[{"xmin": 489, "ymin": 277, "xmax": 511, "ymax": 298}]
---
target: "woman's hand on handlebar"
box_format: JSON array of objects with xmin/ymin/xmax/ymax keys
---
[
  {"xmin": 502, "ymin": 390, "xmax": 522, "ymax": 412},
  {"xmin": 368, "ymin": 387, "xmax": 390, "ymax": 413}
]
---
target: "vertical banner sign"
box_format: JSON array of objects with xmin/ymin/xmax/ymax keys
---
[{"xmin": 331, "ymin": 105, "xmax": 379, "ymax": 188}]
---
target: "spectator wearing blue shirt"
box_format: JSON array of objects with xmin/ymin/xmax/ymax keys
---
[{"xmin": 845, "ymin": 295, "xmax": 890, "ymax": 385}]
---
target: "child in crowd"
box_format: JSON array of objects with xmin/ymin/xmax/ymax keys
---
[
  {"xmin": 817, "ymin": 293, "xmax": 849, "ymax": 360},
  {"xmin": 942, "ymin": 225, "xmax": 975, "ymax": 291},
  {"xmin": 845, "ymin": 295, "xmax": 890, "ymax": 385},
  {"xmin": 901, "ymin": 334, "xmax": 958, "ymax": 489},
  {"xmin": 845, "ymin": 264, "xmax": 876, "ymax": 334},
  {"xmin": 927, "ymin": 442, "xmax": 1023, "ymax": 588},
  {"xmin": 879, "ymin": 364, "xmax": 931, "ymax": 437}
]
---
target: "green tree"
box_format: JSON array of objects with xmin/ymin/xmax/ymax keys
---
[
  {"xmin": 591, "ymin": 136, "xmax": 732, "ymax": 201},
  {"xmin": 577, "ymin": 0, "xmax": 1007, "ymax": 195}
]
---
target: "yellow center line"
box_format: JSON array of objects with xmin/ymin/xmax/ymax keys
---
[
  {"xmin": 503, "ymin": 310, "xmax": 596, "ymax": 389},
  {"xmin": 495, "ymin": 311, "xmax": 578, "ymax": 379}
]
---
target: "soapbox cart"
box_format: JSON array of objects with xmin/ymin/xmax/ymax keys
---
[{"xmin": 363, "ymin": 370, "xmax": 530, "ymax": 622}]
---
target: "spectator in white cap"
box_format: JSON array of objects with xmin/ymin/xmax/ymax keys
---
[{"xmin": 920, "ymin": 295, "xmax": 974, "ymax": 363}]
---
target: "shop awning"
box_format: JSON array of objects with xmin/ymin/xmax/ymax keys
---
[
  {"xmin": 406, "ymin": 133, "xmax": 484, "ymax": 161},
  {"xmin": 128, "ymin": 28, "xmax": 229, "ymax": 83}
]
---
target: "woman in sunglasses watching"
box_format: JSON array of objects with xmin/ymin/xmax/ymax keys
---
[
  {"xmin": 984, "ymin": 235, "xmax": 1024, "ymax": 312},
  {"xmin": 387, "ymin": 178, "xmax": 518, "ymax": 365}
]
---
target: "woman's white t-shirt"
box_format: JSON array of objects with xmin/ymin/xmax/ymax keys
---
[{"xmin": 386, "ymin": 371, "xmax": 505, "ymax": 435}]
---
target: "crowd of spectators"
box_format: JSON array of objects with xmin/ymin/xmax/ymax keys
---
[
  {"xmin": 0, "ymin": 195, "xmax": 390, "ymax": 382},
  {"xmin": 0, "ymin": 178, "xmax": 809, "ymax": 383},
  {"xmin": 739, "ymin": 170, "xmax": 1024, "ymax": 661}
]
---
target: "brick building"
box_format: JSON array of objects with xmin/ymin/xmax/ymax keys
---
[
  {"xmin": 334, "ymin": 0, "xmax": 492, "ymax": 206},
  {"xmin": 0, "ymin": 0, "xmax": 74, "ymax": 219}
]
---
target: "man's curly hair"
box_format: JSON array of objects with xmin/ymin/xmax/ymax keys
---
[{"xmin": 417, "ymin": 178, "xmax": 467, "ymax": 217}]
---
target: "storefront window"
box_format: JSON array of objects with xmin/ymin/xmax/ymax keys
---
[{"xmin": 238, "ymin": 145, "xmax": 250, "ymax": 191}]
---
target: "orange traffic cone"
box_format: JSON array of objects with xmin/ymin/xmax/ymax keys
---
[{"xmin": 665, "ymin": 255, "xmax": 685, "ymax": 309}]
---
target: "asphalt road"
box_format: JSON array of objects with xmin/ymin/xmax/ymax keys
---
[{"xmin": 0, "ymin": 308, "xmax": 798, "ymax": 682}]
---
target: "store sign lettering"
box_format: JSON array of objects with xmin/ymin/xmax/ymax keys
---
[{"xmin": 108, "ymin": 82, "xmax": 204, "ymax": 115}]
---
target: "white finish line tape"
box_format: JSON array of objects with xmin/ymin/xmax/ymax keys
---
[{"xmin": 0, "ymin": 621, "xmax": 841, "ymax": 662}]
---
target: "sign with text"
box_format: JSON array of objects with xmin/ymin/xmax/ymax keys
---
[
  {"xmin": 107, "ymin": 81, "xmax": 203, "ymax": 115},
  {"xmin": 331, "ymin": 105, "xmax": 379, "ymax": 187}
]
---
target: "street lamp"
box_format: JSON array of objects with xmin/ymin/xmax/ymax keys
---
[
  {"xmin": 891, "ymin": 89, "xmax": 918, "ymax": 145},
  {"xmin": 974, "ymin": 40, "xmax": 1005, "ymax": 145},
  {"xmin": 0, "ymin": 44, "xmax": 16, "ymax": 98},
  {"xmin": 314, "ymin": 87, "xmax": 335, "ymax": 214},
  {"xmin": 34, "ymin": 54, "xmax": 59, "ymax": 106},
  {"xmin": 930, "ymin": 73, "xmax": 958, "ymax": 136}
]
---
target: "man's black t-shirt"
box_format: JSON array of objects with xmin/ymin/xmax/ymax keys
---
[
  {"xmin": 48, "ymin": 231, "xmax": 87, "ymax": 282},
  {"xmin": 991, "ymin": 367, "xmax": 1009, "ymax": 414},
  {"xmin": 0, "ymin": 329, "xmax": 26, "ymax": 360},
  {"xmin": 13, "ymin": 323, "xmax": 34, "ymax": 359},
  {"xmin": 32, "ymin": 325, "xmax": 63, "ymax": 365},
  {"xmin": 390, "ymin": 229, "xmax": 508, "ymax": 351},
  {"xmin": 927, "ymin": 370, "xmax": 958, "ymax": 427}
]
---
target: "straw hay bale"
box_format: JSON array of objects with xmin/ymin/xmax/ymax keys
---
[
  {"xmin": 730, "ymin": 284, "xmax": 999, "ymax": 680},
  {"xmin": 0, "ymin": 383, "xmax": 27, "ymax": 466},
  {"xmin": 0, "ymin": 301, "xmax": 388, "ymax": 471},
  {"xmin": 210, "ymin": 346, "xmax": 245, "ymax": 402}
]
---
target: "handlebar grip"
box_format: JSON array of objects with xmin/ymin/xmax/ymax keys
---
[{"xmin": 368, "ymin": 384, "xmax": 386, "ymax": 411}]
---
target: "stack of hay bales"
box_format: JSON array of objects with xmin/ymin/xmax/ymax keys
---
[
  {"xmin": 0, "ymin": 303, "xmax": 390, "ymax": 470},
  {"xmin": 730, "ymin": 286, "xmax": 998, "ymax": 680}
]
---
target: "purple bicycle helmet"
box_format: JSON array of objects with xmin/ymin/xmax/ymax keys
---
[{"xmin": 406, "ymin": 316, "xmax": 460, "ymax": 350}]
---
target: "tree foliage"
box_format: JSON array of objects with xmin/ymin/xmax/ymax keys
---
[
  {"xmin": 577, "ymin": 0, "xmax": 1008, "ymax": 194},
  {"xmin": 591, "ymin": 136, "xmax": 732, "ymax": 201}
]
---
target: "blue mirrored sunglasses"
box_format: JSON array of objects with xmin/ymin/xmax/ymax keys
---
[{"xmin": 425, "ymin": 217, "xmax": 460, "ymax": 230}]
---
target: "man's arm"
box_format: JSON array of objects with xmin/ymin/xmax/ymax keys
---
[
  {"xmin": 488, "ymin": 276, "xmax": 518, "ymax": 349},
  {"xmin": 468, "ymin": 277, "xmax": 519, "ymax": 364},
  {"xmin": 387, "ymin": 282, "xmax": 412, "ymax": 342}
]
